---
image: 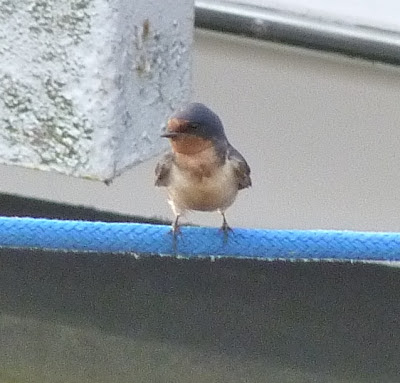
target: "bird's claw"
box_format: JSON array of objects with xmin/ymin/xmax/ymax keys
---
[
  {"xmin": 220, "ymin": 221, "xmax": 233, "ymax": 243},
  {"xmin": 171, "ymin": 224, "xmax": 181, "ymax": 236},
  {"xmin": 170, "ymin": 216, "xmax": 181, "ymax": 252}
]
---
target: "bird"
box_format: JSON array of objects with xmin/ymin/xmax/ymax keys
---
[{"xmin": 155, "ymin": 102, "xmax": 251, "ymax": 239}]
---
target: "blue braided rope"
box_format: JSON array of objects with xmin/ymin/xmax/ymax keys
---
[{"xmin": 0, "ymin": 216, "xmax": 400, "ymax": 261}]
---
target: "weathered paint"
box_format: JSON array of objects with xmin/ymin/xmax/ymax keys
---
[{"xmin": 0, "ymin": 0, "xmax": 193, "ymax": 180}]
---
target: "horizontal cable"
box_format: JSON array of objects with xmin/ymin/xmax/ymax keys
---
[
  {"xmin": 195, "ymin": 0, "xmax": 400, "ymax": 66},
  {"xmin": 0, "ymin": 216, "xmax": 399, "ymax": 261}
]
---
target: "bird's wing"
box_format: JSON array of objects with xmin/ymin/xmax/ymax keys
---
[
  {"xmin": 155, "ymin": 152, "xmax": 174, "ymax": 187},
  {"xmin": 227, "ymin": 145, "xmax": 252, "ymax": 190}
]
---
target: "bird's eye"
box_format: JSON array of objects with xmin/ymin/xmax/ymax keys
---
[{"xmin": 190, "ymin": 123, "xmax": 199, "ymax": 129}]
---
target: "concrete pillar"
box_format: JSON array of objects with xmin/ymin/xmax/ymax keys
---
[{"xmin": 0, "ymin": 0, "xmax": 193, "ymax": 181}]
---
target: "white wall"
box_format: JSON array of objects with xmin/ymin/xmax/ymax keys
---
[
  {"xmin": 228, "ymin": 0, "xmax": 400, "ymax": 32},
  {"xmin": 2, "ymin": 31, "xmax": 400, "ymax": 232}
]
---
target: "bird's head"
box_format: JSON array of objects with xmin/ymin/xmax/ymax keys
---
[{"xmin": 162, "ymin": 103, "xmax": 227, "ymax": 154}]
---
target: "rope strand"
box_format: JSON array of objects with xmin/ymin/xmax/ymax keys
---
[{"xmin": 0, "ymin": 216, "xmax": 399, "ymax": 261}]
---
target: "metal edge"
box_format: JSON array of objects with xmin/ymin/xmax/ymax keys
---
[{"xmin": 195, "ymin": 0, "xmax": 400, "ymax": 66}]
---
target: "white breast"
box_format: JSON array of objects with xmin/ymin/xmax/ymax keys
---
[{"xmin": 167, "ymin": 157, "xmax": 238, "ymax": 214}]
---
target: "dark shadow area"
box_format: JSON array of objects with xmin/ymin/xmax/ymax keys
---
[
  {"xmin": 0, "ymin": 249, "xmax": 399, "ymax": 382},
  {"xmin": 0, "ymin": 192, "xmax": 168, "ymax": 224}
]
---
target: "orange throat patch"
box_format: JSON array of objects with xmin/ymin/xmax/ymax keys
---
[
  {"xmin": 169, "ymin": 135, "xmax": 214, "ymax": 155},
  {"xmin": 166, "ymin": 117, "xmax": 214, "ymax": 155}
]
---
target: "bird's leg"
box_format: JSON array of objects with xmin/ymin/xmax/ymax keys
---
[
  {"xmin": 219, "ymin": 211, "xmax": 233, "ymax": 242},
  {"xmin": 171, "ymin": 214, "xmax": 181, "ymax": 252},
  {"xmin": 168, "ymin": 200, "xmax": 183, "ymax": 244},
  {"xmin": 172, "ymin": 214, "xmax": 181, "ymax": 235}
]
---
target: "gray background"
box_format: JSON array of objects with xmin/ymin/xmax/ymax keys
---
[{"xmin": 1, "ymin": 30, "xmax": 400, "ymax": 231}]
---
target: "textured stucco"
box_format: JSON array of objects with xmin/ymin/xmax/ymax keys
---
[{"xmin": 0, "ymin": 0, "xmax": 193, "ymax": 180}]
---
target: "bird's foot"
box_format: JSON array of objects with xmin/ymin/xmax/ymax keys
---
[
  {"xmin": 171, "ymin": 223, "xmax": 181, "ymax": 236},
  {"xmin": 170, "ymin": 216, "xmax": 182, "ymax": 252},
  {"xmin": 219, "ymin": 221, "xmax": 233, "ymax": 243},
  {"xmin": 219, "ymin": 212, "xmax": 233, "ymax": 243}
]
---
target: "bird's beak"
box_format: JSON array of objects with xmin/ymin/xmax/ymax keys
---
[
  {"xmin": 162, "ymin": 118, "xmax": 193, "ymax": 138},
  {"xmin": 161, "ymin": 132, "xmax": 180, "ymax": 138}
]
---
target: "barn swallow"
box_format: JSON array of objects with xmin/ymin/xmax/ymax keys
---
[{"xmin": 155, "ymin": 103, "xmax": 251, "ymax": 239}]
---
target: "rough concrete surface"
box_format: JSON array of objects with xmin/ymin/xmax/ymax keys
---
[{"xmin": 0, "ymin": 0, "xmax": 193, "ymax": 180}]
